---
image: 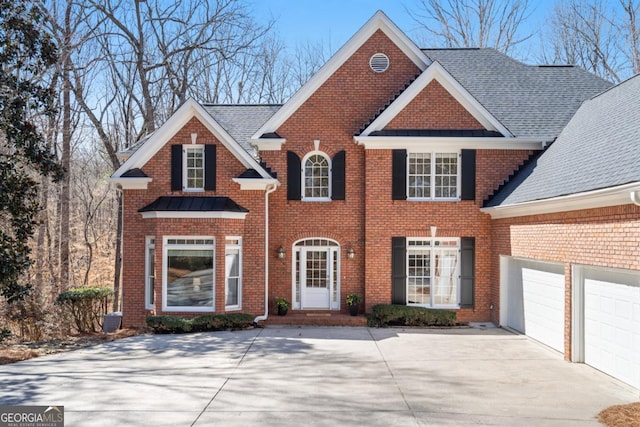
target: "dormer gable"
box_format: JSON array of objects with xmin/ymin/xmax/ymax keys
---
[
  {"xmin": 110, "ymin": 98, "xmax": 278, "ymax": 190},
  {"xmin": 359, "ymin": 61, "xmax": 511, "ymax": 137}
]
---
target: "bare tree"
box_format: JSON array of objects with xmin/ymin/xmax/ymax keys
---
[
  {"xmin": 541, "ymin": 0, "xmax": 639, "ymax": 82},
  {"xmin": 409, "ymin": 0, "xmax": 534, "ymax": 54}
]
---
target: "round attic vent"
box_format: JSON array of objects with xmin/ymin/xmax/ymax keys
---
[{"xmin": 369, "ymin": 53, "xmax": 389, "ymax": 73}]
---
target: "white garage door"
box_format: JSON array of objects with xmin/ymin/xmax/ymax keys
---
[
  {"xmin": 522, "ymin": 267, "xmax": 565, "ymax": 353},
  {"xmin": 583, "ymin": 270, "xmax": 640, "ymax": 390},
  {"xmin": 501, "ymin": 258, "xmax": 565, "ymax": 353}
]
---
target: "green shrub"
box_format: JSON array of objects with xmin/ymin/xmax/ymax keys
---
[
  {"xmin": 146, "ymin": 316, "xmax": 192, "ymax": 334},
  {"xmin": 55, "ymin": 287, "xmax": 113, "ymax": 333},
  {"xmin": 0, "ymin": 327, "xmax": 11, "ymax": 343},
  {"xmin": 367, "ymin": 304, "xmax": 456, "ymax": 327},
  {"xmin": 147, "ymin": 313, "xmax": 254, "ymax": 334}
]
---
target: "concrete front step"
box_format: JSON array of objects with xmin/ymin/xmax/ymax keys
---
[{"xmin": 262, "ymin": 311, "xmax": 367, "ymax": 326}]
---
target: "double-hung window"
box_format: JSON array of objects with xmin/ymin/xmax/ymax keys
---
[
  {"xmin": 225, "ymin": 237, "xmax": 242, "ymax": 310},
  {"xmin": 408, "ymin": 152, "xmax": 459, "ymax": 200},
  {"xmin": 145, "ymin": 237, "xmax": 155, "ymax": 309},
  {"xmin": 163, "ymin": 237, "xmax": 215, "ymax": 312},
  {"xmin": 407, "ymin": 238, "xmax": 460, "ymax": 308},
  {"xmin": 184, "ymin": 146, "xmax": 204, "ymax": 191}
]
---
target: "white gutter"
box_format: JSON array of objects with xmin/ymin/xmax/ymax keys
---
[
  {"xmin": 254, "ymin": 183, "xmax": 278, "ymax": 324},
  {"xmin": 482, "ymin": 182, "xmax": 640, "ymax": 219}
]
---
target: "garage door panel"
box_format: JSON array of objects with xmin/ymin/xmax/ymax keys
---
[
  {"xmin": 584, "ymin": 276, "xmax": 640, "ymax": 390},
  {"xmin": 521, "ymin": 266, "xmax": 565, "ymax": 353}
]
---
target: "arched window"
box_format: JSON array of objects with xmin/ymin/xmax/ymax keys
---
[{"xmin": 303, "ymin": 152, "xmax": 331, "ymax": 200}]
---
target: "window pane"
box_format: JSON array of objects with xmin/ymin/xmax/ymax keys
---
[
  {"xmin": 433, "ymin": 250, "xmax": 458, "ymax": 305},
  {"xmin": 304, "ymin": 154, "xmax": 329, "ymax": 198},
  {"xmin": 185, "ymin": 147, "xmax": 205, "ymax": 190},
  {"xmin": 408, "ymin": 153, "xmax": 431, "ymax": 198},
  {"xmin": 435, "ymin": 153, "xmax": 457, "ymax": 198},
  {"xmin": 225, "ymin": 250, "xmax": 240, "ymax": 307},
  {"xmin": 166, "ymin": 249, "xmax": 213, "ymax": 307}
]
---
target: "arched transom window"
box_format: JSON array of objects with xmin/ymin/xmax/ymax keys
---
[{"xmin": 303, "ymin": 153, "xmax": 330, "ymax": 200}]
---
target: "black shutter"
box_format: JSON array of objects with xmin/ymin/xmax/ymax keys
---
[
  {"xmin": 287, "ymin": 151, "xmax": 301, "ymax": 200},
  {"xmin": 460, "ymin": 237, "xmax": 475, "ymax": 308},
  {"xmin": 461, "ymin": 149, "xmax": 476, "ymax": 201},
  {"xmin": 391, "ymin": 237, "xmax": 407, "ymax": 304},
  {"xmin": 332, "ymin": 150, "xmax": 346, "ymax": 200},
  {"xmin": 171, "ymin": 145, "xmax": 183, "ymax": 191},
  {"xmin": 204, "ymin": 145, "xmax": 216, "ymax": 191},
  {"xmin": 392, "ymin": 149, "xmax": 407, "ymax": 200}
]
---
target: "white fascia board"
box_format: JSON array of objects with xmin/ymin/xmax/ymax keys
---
[
  {"xmin": 250, "ymin": 10, "xmax": 430, "ymax": 140},
  {"xmin": 354, "ymin": 136, "xmax": 543, "ymax": 150},
  {"xmin": 112, "ymin": 99, "xmax": 272, "ymax": 180},
  {"xmin": 482, "ymin": 182, "xmax": 640, "ymax": 219},
  {"xmin": 251, "ymin": 138, "xmax": 286, "ymax": 151},
  {"xmin": 141, "ymin": 211, "xmax": 248, "ymax": 220},
  {"xmin": 232, "ymin": 178, "xmax": 280, "ymax": 191},
  {"xmin": 109, "ymin": 177, "xmax": 152, "ymax": 190},
  {"xmin": 361, "ymin": 61, "xmax": 512, "ymax": 137}
]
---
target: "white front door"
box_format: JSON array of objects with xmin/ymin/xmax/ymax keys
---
[
  {"xmin": 300, "ymin": 249, "xmax": 330, "ymax": 309},
  {"xmin": 294, "ymin": 239, "xmax": 340, "ymax": 310}
]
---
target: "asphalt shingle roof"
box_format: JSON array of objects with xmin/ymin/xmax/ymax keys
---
[
  {"xmin": 203, "ymin": 104, "xmax": 281, "ymax": 155},
  {"xmin": 423, "ymin": 48, "xmax": 613, "ymax": 140},
  {"xmin": 485, "ymin": 74, "xmax": 640, "ymax": 207}
]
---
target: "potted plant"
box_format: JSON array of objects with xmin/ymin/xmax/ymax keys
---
[
  {"xmin": 346, "ymin": 293, "xmax": 362, "ymax": 316},
  {"xmin": 275, "ymin": 297, "xmax": 289, "ymax": 316}
]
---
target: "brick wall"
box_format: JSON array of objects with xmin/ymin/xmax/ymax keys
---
[
  {"xmin": 491, "ymin": 203, "xmax": 640, "ymax": 358},
  {"xmin": 261, "ymin": 30, "xmax": 421, "ymax": 313},
  {"xmin": 121, "ymin": 117, "xmax": 267, "ymax": 327}
]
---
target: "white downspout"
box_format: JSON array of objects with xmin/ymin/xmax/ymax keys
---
[
  {"xmin": 631, "ymin": 191, "xmax": 640, "ymax": 206},
  {"xmin": 254, "ymin": 183, "xmax": 277, "ymax": 324}
]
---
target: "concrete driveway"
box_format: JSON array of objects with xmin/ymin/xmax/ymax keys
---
[{"xmin": 0, "ymin": 326, "xmax": 637, "ymax": 426}]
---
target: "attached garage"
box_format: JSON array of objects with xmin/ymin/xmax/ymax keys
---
[
  {"xmin": 500, "ymin": 257, "xmax": 566, "ymax": 354},
  {"xmin": 572, "ymin": 265, "xmax": 640, "ymax": 390}
]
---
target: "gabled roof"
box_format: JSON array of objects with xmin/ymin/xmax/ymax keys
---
[
  {"xmin": 111, "ymin": 99, "xmax": 278, "ymax": 187},
  {"xmin": 250, "ymin": 10, "xmax": 430, "ymax": 141},
  {"xmin": 484, "ymin": 74, "xmax": 640, "ymax": 216},
  {"xmin": 359, "ymin": 61, "xmax": 511, "ymax": 137},
  {"xmin": 424, "ymin": 48, "xmax": 613, "ymax": 140}
]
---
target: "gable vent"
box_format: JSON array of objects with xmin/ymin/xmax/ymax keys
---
[{"xmin": 370, "ymin": 53, "xmax": 389, "ymax": 73}]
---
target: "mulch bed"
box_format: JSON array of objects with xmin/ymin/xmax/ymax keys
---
[{"xmin": 599, "ymin": 402, "xmax": 640, "ymax": 426}]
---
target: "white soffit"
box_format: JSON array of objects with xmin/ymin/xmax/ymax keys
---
[{"xmin": 482, "ymin": 183, "xmax": 640, "ymax": 219}]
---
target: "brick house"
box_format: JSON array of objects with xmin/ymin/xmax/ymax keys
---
[{"xmin": 111, "ymin": 11, "xmax": 639, "ymax": 389}]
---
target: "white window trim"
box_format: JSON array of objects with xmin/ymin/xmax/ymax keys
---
[
  {"xmin": 301, "ymin": 151, "xmax": 332, "ymax": 202},
  {"xmin": 183, "ymin": 144, "xmax": 205, "ymax": 192},
  {"xmin": 225, "ymin": 237, "xmax": 243, "ymax": 311},
  {"xmin": 145, "ymin": 236, "xmax": 155, "ymax": 310},
  {"xmin": 406, "ymin": 237, "xmax": 461, "ymax": 309},
  {"xmin": 407, "ymin": 150, "xmax": 461, "ymax": 201},
  {"xmin": 162, "ymin": 236, "xmax": 215, "ymax": 312}
]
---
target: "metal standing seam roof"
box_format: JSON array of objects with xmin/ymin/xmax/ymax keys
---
[
  {"xmin": 485, "ymin": 73, "xmax": 640, "ymax": 207},
  {"xmin": 138, "ymin": 196, "xmax": 249, "ymax": 213},
  {"xmin": 423, "ymin": 48, "xmax": 613, "ymax": 141}
]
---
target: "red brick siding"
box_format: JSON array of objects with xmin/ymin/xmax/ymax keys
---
[
  {"xmin": 121, "ymin": 117, "xmax": 267, "ymax": 327},
  {"xmin": 491, "ymin": 204, "xmax": 640, "ymax": 358},
  {"xmin": 261, "ymin": 30, "xmax": 421, "ymax": 312},
  {"xmin": 386, "ymin": 80, "xmax": 485, "ymax": 130}
]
